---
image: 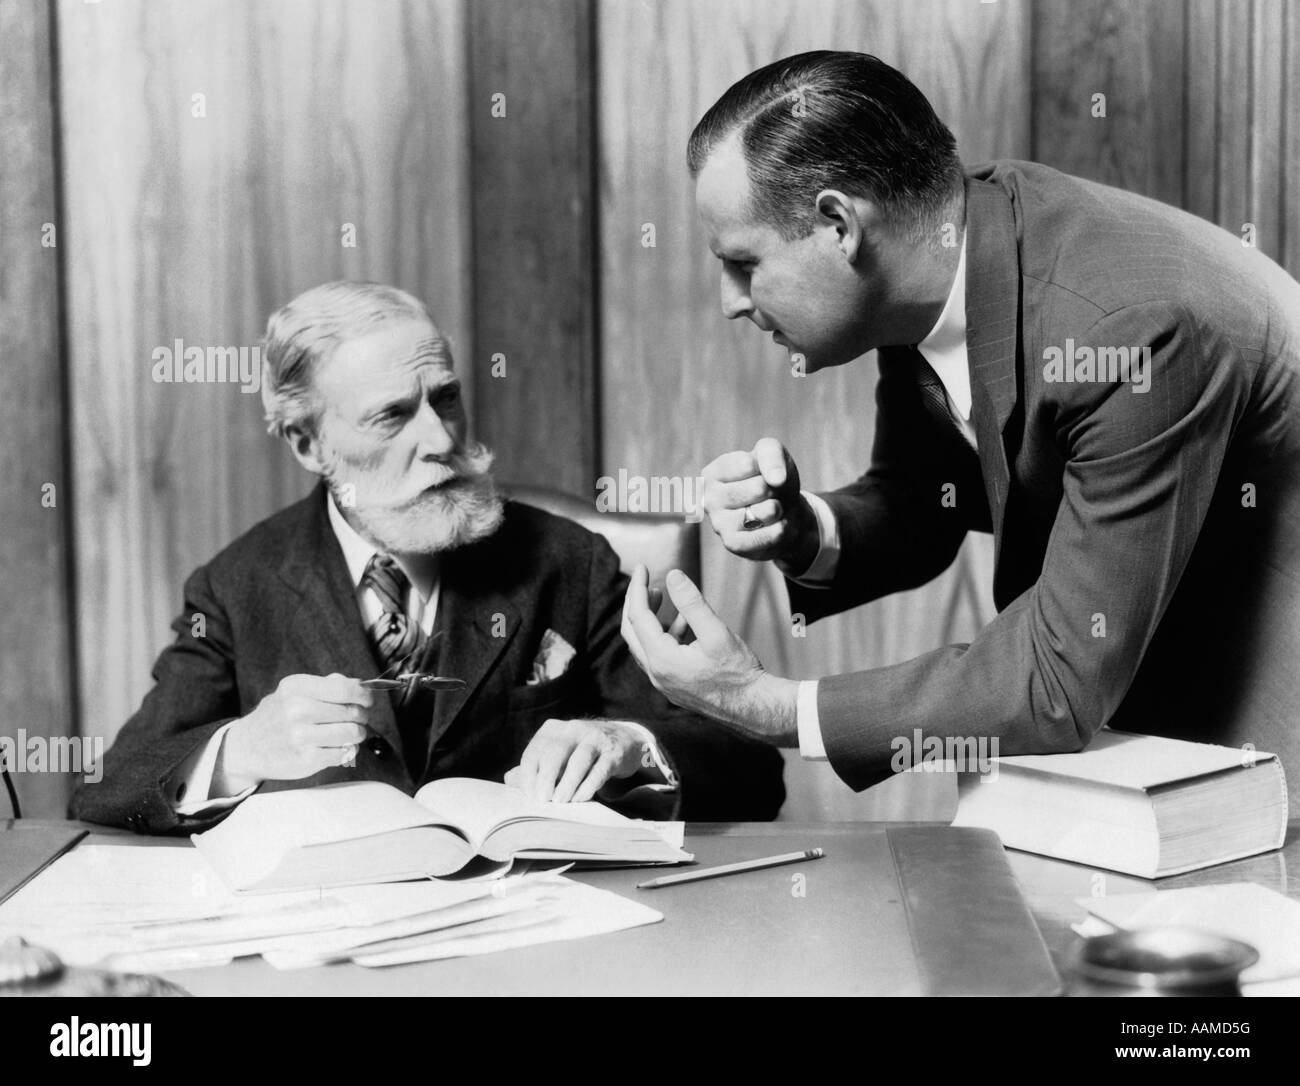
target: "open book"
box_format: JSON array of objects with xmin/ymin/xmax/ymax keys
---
[{"xmin": 193, "ymin": 778, "xmax": 691, "ymax": 893}]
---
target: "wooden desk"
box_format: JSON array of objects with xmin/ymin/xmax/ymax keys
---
[{"xmin": 16, "ymin": 820, "xmax": 1300, "ymax": 996}]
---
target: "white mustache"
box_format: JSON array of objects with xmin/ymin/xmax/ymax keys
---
[
  {"xmin": 324, "ymin": 442, "xmax": 496, "ymax": 510},
  {"xmin": 404, "ymin": 446, "xmax": 494, "ymax": 502},
  {"xmin": 416, "ymin": 462, "xmax": 463, "ymax": 491}
]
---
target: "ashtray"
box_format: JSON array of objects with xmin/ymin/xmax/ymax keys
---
[{"xmin": 1071, "ymin": 926, "xmax": 1259, "ymax": 992}]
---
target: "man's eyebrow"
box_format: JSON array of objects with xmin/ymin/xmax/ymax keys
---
[
  {"xmin": 358, "ymin": 389, "xmax": 414, "ymax": 419},
  {"xmin": 360, "ymin": 373, "xmax": 460, "ymax": 419}
]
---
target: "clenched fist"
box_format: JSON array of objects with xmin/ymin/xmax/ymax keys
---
[{"xmin": 699, "ymin": 437, "xmax": 819, "ymax": 574}]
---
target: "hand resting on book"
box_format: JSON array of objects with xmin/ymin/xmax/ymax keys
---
[{"xmin": 504, "ymin": 718, "xmax": 660, "ymax": 804}]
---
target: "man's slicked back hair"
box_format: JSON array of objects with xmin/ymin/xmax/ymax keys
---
[{"xmin": 688, "ymin": 51, "xmax": 964, "ymax": 240}]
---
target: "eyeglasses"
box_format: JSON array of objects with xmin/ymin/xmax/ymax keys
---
[
  {"xmin": 361, "ymin": 633, "xmax": 466, "ymax": 704},
  {"xmin": 360, "ymin": 673, "xmax": 466, "ymax": 693}
]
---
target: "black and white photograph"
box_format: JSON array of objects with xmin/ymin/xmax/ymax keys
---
[{"xmin": 1, "ymin": 0, "xmax": 1297, "ymax": 1055}]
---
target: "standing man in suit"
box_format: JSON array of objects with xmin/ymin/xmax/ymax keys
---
[
  {"xmin": 622, "ymin": 51, "xmax": 1300, "ymax": 804},
  {"xmin": 73, "ymin": 281, "xmax": 782, "ymax": 833}
]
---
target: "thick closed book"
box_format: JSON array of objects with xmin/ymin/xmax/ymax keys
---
[
  {"xmin": 952, "ymin": 730, "xmax": 1288, "ymax": 878},
  {"xmin": 193, "ymin": 778, "xmax": 691, "ymax": 893}
]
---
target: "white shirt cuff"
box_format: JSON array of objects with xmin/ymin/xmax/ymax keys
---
[
  {"xmin": 615, "ymin": 721, "xmax": 678, "ymax": 789},
  {"xmin": 593, "ymin": 723, "xmax": 678, "ymax": 820},
  {"xmin": 785, "ymin": 491, "xmax": 840, "ymax": 585},
  {"xmin": 170, "ymin": 722, "xmax": 256, "ymax": 816},
  {"xmin": 796, "ymin": 680, "xmax": 828, "ymax": 761}
]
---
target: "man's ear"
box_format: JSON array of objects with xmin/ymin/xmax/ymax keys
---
[
  {"xmin": 286, "ymin": 424, "xmax": 326, "ymax": 476},
  {"xmin": 814, "ymin": 188, "xmax": 878, "ymax": 265}
]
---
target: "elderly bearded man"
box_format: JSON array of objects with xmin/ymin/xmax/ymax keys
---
[{"xmin": 74, "ymin": 281, "xmax": 783, "ymax": 833}]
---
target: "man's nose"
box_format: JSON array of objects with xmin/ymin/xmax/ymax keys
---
[
  {"xmin": 413, "ymin": 402, "xmax": 458, "ymax": 458},
  {"xmin": 720, "ymin": 271, "xmax": 753, "ymax": 321}
]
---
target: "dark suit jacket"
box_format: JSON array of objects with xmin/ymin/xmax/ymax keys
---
[
  {"xmin": 73, "ymin": 487, "xmax": 784, "ymax": 832},
  {"xmin": 790, "ymin": 160, "xmax": 1300, "ymax": 805}
]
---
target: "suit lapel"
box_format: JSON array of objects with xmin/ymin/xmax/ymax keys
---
[
  {"xmin": 964, "ymin": 175, "xmax": 1022, "ymax": 583},
  {"xmin": 276, "ymin": 485, "xmax": 401, "ymax": 755},
  {"xmin": 424, "ymin": 547, "xmax": 521, "ymax": 756}
]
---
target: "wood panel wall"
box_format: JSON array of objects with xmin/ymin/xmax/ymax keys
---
[
  {"xmin": 1033, "ymin": 0, "xmax": 1298, "ymax": 279},
  {"xmin": 56, "ymin": 0, "xmax": 471, "ymax": 748},
  {"xmin": 469, "ymin": 0, "xmax": 598, "ymax": 494},
  {"xmin": 0, "ymin": 0, "xmax": 75, "ymax": 818}
]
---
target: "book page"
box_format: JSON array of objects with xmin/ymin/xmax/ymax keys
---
[
  {"xmin": 414, "ymin": 777, "xmax": 637, "ymax": 846},
  {"xmin": 992, "ymin": 730, "xmax": 1273, "ymax": 790}
]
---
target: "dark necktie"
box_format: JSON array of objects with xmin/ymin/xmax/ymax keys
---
[{"xmin": 912, "ymin": 348, "xmax": 976, "ymax": 449}]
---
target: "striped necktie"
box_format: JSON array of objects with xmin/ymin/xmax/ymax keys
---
[{"xmin": 361, "ymin": 555, "xmax": 423, "ymax": 674}]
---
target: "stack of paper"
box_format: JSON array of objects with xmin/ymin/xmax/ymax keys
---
[
  {"xmin": 264, "ymin": 878, "xmax": 660, "ymax": 969},
  {"xmin": 0, "ymin": 844, "xmax": 662, "ymax": 972}
]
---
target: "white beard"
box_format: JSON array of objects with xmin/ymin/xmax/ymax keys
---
[{"xmin": 322, "ymin": 442, "xmax": 505, "ymax": 555}]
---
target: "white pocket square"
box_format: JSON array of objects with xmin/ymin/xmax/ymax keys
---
[{"xmin": 526, "ymin": 628, "xmax": 576, "ymax": 685}]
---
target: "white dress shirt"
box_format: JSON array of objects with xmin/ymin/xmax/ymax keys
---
[
  {"xmin": 327, "ymin": 493, "xmax": 441, "ymax": 638},
  {"xmin": 171, "ymin": 493, "xmax": 673, "ymax": 813},
  {"xmin": 170, "ymin": 496, "xmax": 440, "ymax": 815},
  {"xmin": 794, "ymin": 232, "xmax": 973, "ymax": 759}
]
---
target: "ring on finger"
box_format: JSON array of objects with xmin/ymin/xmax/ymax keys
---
[{"xmin": 742, "ymin": 505, "xmax": 761, "ymax": 529}]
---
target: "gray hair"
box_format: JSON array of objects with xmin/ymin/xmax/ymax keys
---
[{"xmin": 260, "ymin": 281, "xmax": 441, "ymax": 439}]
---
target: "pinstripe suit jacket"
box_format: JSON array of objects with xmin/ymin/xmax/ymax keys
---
[{"xmin": 789, "ymin": 161, "xmax": 1300, "ymax": 806}]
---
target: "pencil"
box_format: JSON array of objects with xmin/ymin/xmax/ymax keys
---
[{"xmin": 636, "ymin": 848, "xmax": 825, "ymax": 889}]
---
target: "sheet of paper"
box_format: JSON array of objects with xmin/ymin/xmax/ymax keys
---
[
  {"xmin": 330, "ymin": 878, "xmax": 513, "ymax": 924},
  {"xmin": 0, "ymin": 844, "xmax": 324, "ymax": 925},
  {"xmin": 1078, "ymin": 882, "xmax": 1300, "ymax": 983},
  {"xmin": 262, "ymin": 878, "xmax": 567, "ymax": 968},
  {"xmin": 352, "ymin": 878, "xmax": 662, "ymax": 967},
  {"xmin": 645, "ymin": 821, "xmax": 685, "ymax": 848}
]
